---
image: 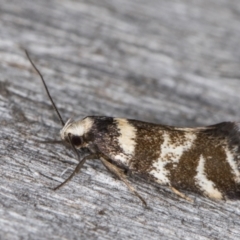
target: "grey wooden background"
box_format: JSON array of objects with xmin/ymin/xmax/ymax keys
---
[{"xmin": 1, "ymin": 0, "xmax": 240, "ymax": 239}]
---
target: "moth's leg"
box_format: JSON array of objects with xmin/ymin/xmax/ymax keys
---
[
  {"xmin": 54, "ymin": 153, "xmax": 97, "ymax": 190},
  {"xmin": 170, "ymin": 186, "xmax": 194, "ymax": 203},
  {"xmin": 100, "ymin": 156, "xmax": 147, "ymax": 206}
]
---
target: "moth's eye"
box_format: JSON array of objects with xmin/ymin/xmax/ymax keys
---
[{"xmin": 71, "ymin": 135, "xmax": 82, "ymax": 146}]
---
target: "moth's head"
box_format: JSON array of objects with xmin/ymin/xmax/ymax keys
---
[{"xmin": 60, "ymin": 117, "xmax": 94, "ymax": 148}]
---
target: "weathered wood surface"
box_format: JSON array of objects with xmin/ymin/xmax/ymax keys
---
[{"xmin": 1, "ymin": 0, "xmax": 240, "ymax": 239}]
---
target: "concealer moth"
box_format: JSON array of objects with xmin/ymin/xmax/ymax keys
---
[{"xmin": 26, "ymin": 50, "xmax": 240, "ymax": 206}]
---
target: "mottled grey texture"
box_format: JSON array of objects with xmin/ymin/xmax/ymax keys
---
[{"xmin": 1, "ymin": 0, "xmax": 240, "ymax": 239}]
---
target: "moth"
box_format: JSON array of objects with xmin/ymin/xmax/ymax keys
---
[{"xmin": 26, "ymin": 50, "xmax": 240, "ymax": 206}]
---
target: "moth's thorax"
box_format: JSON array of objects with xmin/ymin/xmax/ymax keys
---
[{"xmin": 60, "ymin": 117, "xmax": 94, "ymax": 141}]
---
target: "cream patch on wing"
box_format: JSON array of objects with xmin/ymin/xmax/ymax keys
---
[
  {"xmin": 150, "ymin": 132, "xmax": 197, "ymax": 185},
  {"xmin": 114, "ymin": 153, "xmax": 129, "ymax": 165},
  {"xmin": 195, "ymin": 155, "xmax": 222, "ymax": 200},
  {"xmin": 115, "ymin": 118, "xmax": 137, "ymax": 157},
  {"xmin": 150, "ymin": 160, "xmax": 171, "ymax": 184},
  {"xmin": 159, "ymin": 132, "xmax": 197, "ymax": 163}
]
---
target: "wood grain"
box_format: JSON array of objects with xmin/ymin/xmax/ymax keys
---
[{"xmin": 1, "ymin": 0, "xmax": 240, "ymax": 239}]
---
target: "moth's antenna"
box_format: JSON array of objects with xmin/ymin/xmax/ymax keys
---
[{"xmin": 25, "ymin": 50, "xmax": 65, "ymax": 127}]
